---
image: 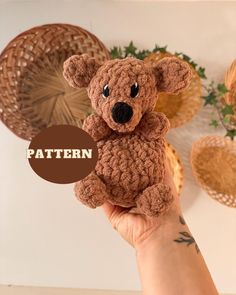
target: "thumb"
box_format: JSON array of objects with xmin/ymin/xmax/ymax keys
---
[{"xmin": 102, "ymin": 201, "xmax": 129, "ymax": 227}]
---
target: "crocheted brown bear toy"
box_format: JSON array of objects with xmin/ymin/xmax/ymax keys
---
[{"xmin": 63, "ymin": 54, "xmax": 192, "ymax": 216}]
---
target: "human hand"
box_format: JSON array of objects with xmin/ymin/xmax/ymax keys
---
[
  {"xmin": 102, "ymin": 161, "xmax": 219, "ymax": 295},
  {"xmin": 102, "ymin": 160, "xmax": 181, "ymax": 248}
]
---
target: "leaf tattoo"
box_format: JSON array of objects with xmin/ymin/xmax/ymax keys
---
[
  {"xmin": 179, "ymin": 215, "xmax": 186, "ymax": 225},
  {"xmin": 174, "ymin": 231, "xmax": 200, "ymax": 253}
]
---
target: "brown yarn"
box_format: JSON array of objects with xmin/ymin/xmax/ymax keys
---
[
  {"xmin": 63, "ymin": 54, "xmax": 101, "ymax": 88},
  {"xmin": 82, "ymin": 114, "xmax": 112, "ymax": 141},
  {"xmin": 137, "ymin": 183, "xmax": 173, "ymax": 216},
  {"xmin": 74, "ymin": 172, "xmax": 108, "ymax": 208},
  {"xmin": 0, "ymin": 23, "xmax": 110, "ymax": 140},
  {"xmin": 153, "ymin": 57, "xmax": 192, "ymax": 94},
  {"xmin": 145, "ymin": 52, "xmax": 202, "ymax": 128},
  {"xmin": 64, "ymin": 54, "xmax": 192, "ymax": 216}
]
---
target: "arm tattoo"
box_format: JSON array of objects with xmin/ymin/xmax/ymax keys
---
[
  {"xmin": 175, "ymin": 216, "xmax": 200, "ymax": 253},
  {"xmin": 179, "ymin": 215, "xmax": 186, "ymax": 225},
  {"xmin": 174, "ymin": 231, "xmax": 200, "ymax": 253}
]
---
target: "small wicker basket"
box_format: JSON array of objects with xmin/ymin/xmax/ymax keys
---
[
  {"xmin": 0, "ymin": 23, "xmax": 110, "ymax": 140},
  {"xmin": 166, "ymin": 142, "xmax": 184, "ymax": 195},
  {"xmin": 144, "ymin": 52, "xmax": 202, "ymax": 128},
  {"xmin": 224, "ymin": 59, "xmax": 236, "ymax": 126},
  {"xmin": 191, "ymin": 135, "xmax": 236, "ymax": 207}
]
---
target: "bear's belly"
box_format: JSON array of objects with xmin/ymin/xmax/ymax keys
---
[{"xmin": 95, "ymin": 133, "xmax": 165, "ymax": 207}]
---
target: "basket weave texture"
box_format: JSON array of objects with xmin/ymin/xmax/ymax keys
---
[
  {"xmin": 166, "ymin": 142, "xmax": 184, "ymax": 195},
  {"xmin": 191, "ymin": 135, "xmax": 236, "ymax": 208},
  {"xmin": 224, "ymin": 59, "xmax": 236, "ymax": 127},
  {"xmin": 0, "ymin": 23, "xmax": 110, "ymax": 140},
  {"xmin": 144, "ymin": 52, "xmax": 202, "ymax": 128}
]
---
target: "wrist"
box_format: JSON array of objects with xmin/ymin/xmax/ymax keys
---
[{"xmin": 135, "ymin": 205, "xmax": 183, "ymax": 254}]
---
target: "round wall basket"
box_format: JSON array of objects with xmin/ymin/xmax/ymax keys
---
[
  {"xmin": 144, "ymin": 52, "xmax": 202, "ymax": 128},
  {"xmin": 0, "ymin": 23, "xmax": 110, "ymax": 140},
  {"xmin": 191, "ymin": 135, "xmax": 236, "ymax": 208},
  {"xmin": 166, "ymin": 142, "xmax": 184, "ymax": 195},
  {"xmin": 224, "ymin": 59, "xmax": 236, "ymax": 127}
]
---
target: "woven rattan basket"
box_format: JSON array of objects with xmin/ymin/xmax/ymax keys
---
[
  {"xmin": 0, "ymin": 23, "xmax": 110, "ymax": 140},
  {"xmin": 166, "ymin": 142, "xmax": 184, "ymax": 195},
  {"xmin": 191, "ymin": 135, "xmax": 236, "ymax": 207},
  {"xmin": 144, "ymin": 52, "xmax": 202, "ymax": 128},
  {"xmin": 224, "ymin": 59, "xmax": 236, "ymax": 126}
]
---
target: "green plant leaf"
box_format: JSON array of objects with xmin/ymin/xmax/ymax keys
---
[
  {"xmin": 110, "ymin": 46, "xmax": 123, "ymax": 59},
  {"xmin": 158, "ymin": 45, "xmax": 168, "ymax": 53},
  {"xmin": 222, "ymin": 105, "xmax": 234, "ymax": 116},
  {"xmin": 223, "ymin": 117, "xmax": 230, "ymax": 124},
  {"xmin": 189, "ymin": 61, "xmax": 197, "ymax": 69},
  {"xmin": 197, "ymin": 67, "xmax": 207, "ymax": 79},
  {"xmin": 153, "ymin": 44, "xmax": 167, "ymax": 53},
  {"xmin": 225, "ymin": 129, "xmax": 236, "ymax": 140},
  {"xmin": 210, "ymin": 119, "xmax": 219, "ymax": 128},
  {"xmin": 175, "ymin": 51, "xmax": 181, "ymax": 57},
  {"xmin": 203, "ymin": 92, "xmax": 217, "ymax": 106},
  {"xmin": 217, "ymin": 83, "xmax": 229, "ymax": 94},
  {"xmin": 124, "ymin": 41, "xmax": 137, "ymax": 57},
  {"xmin": 136, "ymin": 49, "xmax": 151, "ymax": 60},
  {"xmin": 181, "ymin": 54, "xmax": 191, "ymax": 62}
]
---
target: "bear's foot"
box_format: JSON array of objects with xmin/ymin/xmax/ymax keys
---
[
  {"xmin": 136, "ymin": 183, "xmax": 173, "ymax": 217},
  {"xmin": 74, "ymin": 172, "xmax": 109, "ymax": 208}
]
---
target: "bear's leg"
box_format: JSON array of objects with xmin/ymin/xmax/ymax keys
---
[
  {"xmin": 136, "ymin": 183, "xmax": 173, "ymax": 217},
  {"xmin": 74, "ymin": 172, "xmax": 109, "ymax": 208}
]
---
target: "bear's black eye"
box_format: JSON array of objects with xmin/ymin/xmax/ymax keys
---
[
  {"xmin": 130, "ymin": 82, "xmax": 139, "ymax": 98},
  {"xmin": 102, "ymin": 84, "xmax": 109, "ymax": 98}
]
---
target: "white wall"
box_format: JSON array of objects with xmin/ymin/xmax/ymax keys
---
[{"xmin": 0, "ymin": 0, "xmax": 236, "ymax": 294}]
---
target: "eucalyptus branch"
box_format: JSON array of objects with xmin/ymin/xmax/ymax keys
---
[
  {"xmin": 215, "ymin": 103, "xmax": 229, "ymax": 131},
  {"xmin": 110, "ymin": 41, "xmax": 167, "ymax": 60},
  {"xmin": 202, "ymin": 81, "xmax": 236, "ymax": 139}
]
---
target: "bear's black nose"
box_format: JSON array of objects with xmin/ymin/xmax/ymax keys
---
[{"xmin": 112, "ymin": 102, "xmax": 133, "ymax": 124}]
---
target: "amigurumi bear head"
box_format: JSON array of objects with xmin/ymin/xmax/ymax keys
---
[{"xmin": 63, "ymin": 54, "xmax": 192, "ymax": 217}]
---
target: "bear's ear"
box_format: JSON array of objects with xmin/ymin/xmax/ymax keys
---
[
  {"xmin": 63, "ymin": 54, "xmax": 101, "ymax": 88},
  {"xmin": 152, "ymin": 57, "xmax": 192, "ymax": 94}
]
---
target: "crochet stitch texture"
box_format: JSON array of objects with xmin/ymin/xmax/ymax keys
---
[{"xmin": 64, "ymin": 54, "xmax": 192, "ymax": 216}]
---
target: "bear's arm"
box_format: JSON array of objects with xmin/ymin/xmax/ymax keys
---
[
  {"xmin": 83, "ymin": 114, "xmax": 112, "ymax": 142},
  {"xmin": 137, "ymin": 111, "xmax": 170, "ymax": 140}
]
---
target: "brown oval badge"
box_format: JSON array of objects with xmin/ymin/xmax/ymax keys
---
[{"xmin": 27, "ymin": 125, "xmax": 98, "ymax": 184}]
